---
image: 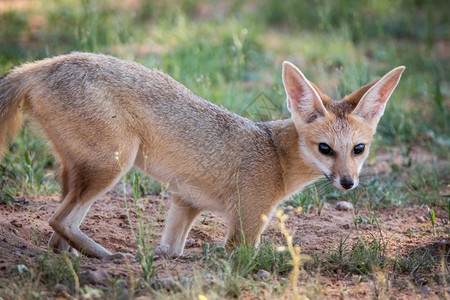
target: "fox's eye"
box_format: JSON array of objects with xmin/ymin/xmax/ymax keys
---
[
  {"xmin": 353, "ymin": 144, "xmax": 365, "ymax": 155},
  {"xmin": 318, "ymin": 143, "xmax": 333, "ymax": 156}
]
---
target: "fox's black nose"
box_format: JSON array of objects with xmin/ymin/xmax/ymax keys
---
[{"xmin": 340, "ymin": 177, "xmax": 354, "ymax": 190}]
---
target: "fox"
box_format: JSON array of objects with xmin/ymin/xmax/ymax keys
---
[{"xmin": 0, "ymin": 52, "xmax": 405, "ymax": 259}]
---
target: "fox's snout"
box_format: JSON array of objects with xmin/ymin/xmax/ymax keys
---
[
  {"xmin": 327, "ymin": 173, "xmax": 358, "ymax": 191},
  {"xmin": 340, "ymin": 176, "xmax": 354, "ymax": 190}
]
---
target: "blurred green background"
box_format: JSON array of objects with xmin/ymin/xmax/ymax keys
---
[
  {"xmin": 0, "ymin": 0, "xmax": 449, "ymax": 200},
  {"xmin": 1, "ymin": 0, "xmax": 448, "ymax": 144}
]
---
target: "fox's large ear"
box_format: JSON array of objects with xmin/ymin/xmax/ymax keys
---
[
  {"xmin": 349, "ymin": 66, "xmax": 405, "ymax": 127},
  {"xmin": 282, "ymin": 61, "xmax": 327, "ymax": 124}
]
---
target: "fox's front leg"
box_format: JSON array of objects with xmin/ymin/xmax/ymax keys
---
[
  {"xmin": 226, "ymin": 204, "xmax": 272, "ymax": 249},
  {"xmin": 159, "ymin": 196, "xmax": 202, "ymax": 257}
]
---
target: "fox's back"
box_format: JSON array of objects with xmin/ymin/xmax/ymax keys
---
[{"xmin": 22, "ymin": 52, "xmax": 252, "ymax": 133}]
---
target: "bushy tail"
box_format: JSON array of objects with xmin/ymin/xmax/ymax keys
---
[{"xmin": 0, "ymin": 72, "xmax": 27, "ymax": 159}]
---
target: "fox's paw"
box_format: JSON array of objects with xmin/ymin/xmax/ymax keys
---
[
  {"xmin": 154, "ymin": 243, "xmax": 186, "ymax": 259},
  {"xmin": 155, "ymin": 243, "xmax": 185, "ymax": 259},
  {"xmin": 154, "ymin": 243, "xmax": 170, "ymax": 259}
]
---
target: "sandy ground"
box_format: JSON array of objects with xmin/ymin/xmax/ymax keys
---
[{"xmin": 0, "ymin": 190, "xmax": 448, "ymax": 299}]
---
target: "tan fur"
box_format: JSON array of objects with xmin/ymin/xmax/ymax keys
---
[{"xmin": 0, "ymin": 53, "xmax": 405, "ymax": 258}]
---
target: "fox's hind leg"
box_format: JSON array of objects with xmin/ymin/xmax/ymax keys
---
[
  {"xmin": 48, "ymin": 165, "xmax": 76, "ymax": 255},
  {"xmin": 48, "ymin": 144, "xmax": 138, "ymax": 259}
]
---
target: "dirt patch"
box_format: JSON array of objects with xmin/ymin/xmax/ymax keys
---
[{"xmin": 0, "ymin": 189, "xmax": 448, "ymax": 298}]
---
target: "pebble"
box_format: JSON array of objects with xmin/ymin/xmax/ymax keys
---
[
  {"xmin": 106, "ymin": 252, "xmax": 135, "ymax": 263},
  {"xmin": 151, "ymin": 278, "xmax": 180, "ymax": 292},
  {"xmin": 10, "ymin": 219, "xmax": 22, "ymax": 228},
  {"xmin": 416, "ymin": 216, "xmax": 426, "ymax": 223},
  {"xmin": 322, "ymin": 202, "xmax": 332, "ymax": 210},
  {"xmin": 10, "ymin": 264, "xmax": 29, "ymax": 274},
  {"xmin": 283, "ymin": 206, "xmax": 295, "ymax": 213},
  {"xmin": 420, "ymin": 285, "xmax": 431, "ymax": 294},
  {"xmin": 185, "ymin": 239, "xmax": 195, "ymax": 247},
  {"xmin": 335, "ymin": 201, "xmax": 354, "ymax": 211},
  {"xmin": 80, "ymin": 270, "xmax": 109, "ymax": 285},
  {"xmin": 256, "ymin": 269, "xmax": 270, "ymax": 280},
  {"xmin": 10, "ymin": 228, "xmax": 19, "ymax": 236}
]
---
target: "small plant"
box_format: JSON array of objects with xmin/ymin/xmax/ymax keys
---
[
  {"xmin": 23, "ymin": 150, "xmax": 37, "ymax": 194},
  {"xmin": 37, "ymin": 253, "xmax": 81, "ymax": 292},
  {"xmin": 63, "ymin": 254, "xmax": 80, "ymax": 298},
  {"xmin": 127, "ymin": 171, "xmax": 158, "ymax": 281},
  {"xmin": 253, "ymin": 240, "xmax": 293, "ymax": 275},
  {"xmin": 318, "ymin": 235, "xmax": 389, "ymax": 276},
  {"xmin": 287, "ymin": 191, "xmax": 315, "ymax": 213},
  {"xmin": 228, "ymin": 245, "xmax": 258, "ymax": 277},
  {"xmin": 81, "ymin": 286, "xmax": 103, "ymax": 299},
  {"xmin": 372, "ymin": 270, "xmax": 390, "ymax": 300},
  {"xmin": 276, "ymin": 209, "xmax": 310, "ymax": 300},
  {"xmin": 287, "ymin": 181, "xmax": 334, "ymax": 214},
  {"xmin": 312, "ymin": 185, "xmax": 325, "ymax": 216},
  {"xmin": 0, "ymin": 186, "xmax": 14, "ymax": 204},
  {"xmin": 202, "ymin": 240, "xmax": 291, "ymax": 277},
  {"xmin": 405, "ymin": 165, "xmax": 443, "ymax": 207},
  {"xmin": 348, "ymin": 188, "xmax": 366, "ymax": 215},
  {"xmin": 392, "ymin": 248, "xmax": 435, "ymax": 274},
  {"xmin": 229, "ymin": 240, "xmax": 292, "ymax": 277},
  {"xmin": 201, "ymin": 242, "xmax": 226, "ymax": 269},
  {"xmin": 428, "ymin": 206, "xmax": 436, "ymax": 235},
  {"xmin": 353, "ymin": 210, "xmax": 380, "ymax": 228},
  {"xmin": 29, "ymin": 211, "xmax": 41, "ymax": 247},
  {"xmin": 438, "ymin": 197, "xmax": 450, "ymax": 221},
  {"xmin": 0, "ymin": 124, "xmax": 58, "ymax": 197}
]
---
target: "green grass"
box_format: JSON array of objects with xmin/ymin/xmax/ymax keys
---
[
  {"xmin": 1, "ymin": 125, "xmax": 58, "ymax": 197},
  {"xmin": 202, "ymin": 240, "xmax": 293, "ymax": 277},
  {"xmin": 0, "ymin": 253, "xmax": 81, "ymax": 298},
  {"xmin": 0, "ymin": 0, "xmax": 448, "ymax": 298},
  {"xmin": 315, "ymin": 234, "xmax": 389, "ymax": 276}
]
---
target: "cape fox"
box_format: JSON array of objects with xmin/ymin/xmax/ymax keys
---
[{"xmin": 0, "ymin": 53, "xmax": 405, "ymax": 258}]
